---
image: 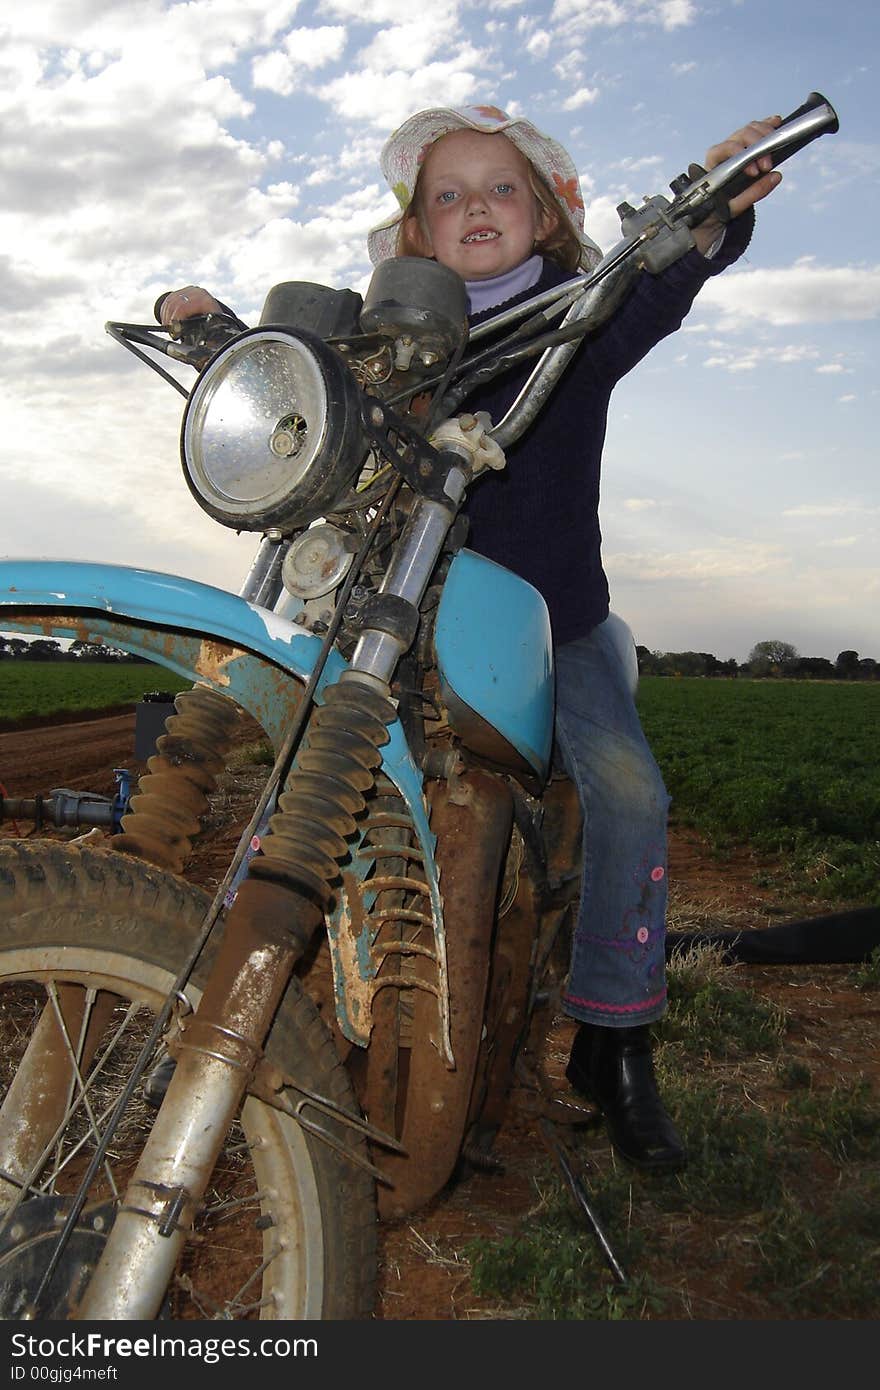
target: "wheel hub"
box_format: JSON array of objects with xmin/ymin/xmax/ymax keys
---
[{"xmin": 0, "ymin": 1196, "xmax": 115, "ymax": 1318}]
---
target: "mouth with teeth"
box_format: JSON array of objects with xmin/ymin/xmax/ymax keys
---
[{"xmin": 462, "ymin": 229, "xmax": 500, "ymax": 243}]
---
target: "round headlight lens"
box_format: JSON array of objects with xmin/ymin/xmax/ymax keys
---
[{"xmin": 181, "ymin": 328, "xmax": 364, "ymax": 533}]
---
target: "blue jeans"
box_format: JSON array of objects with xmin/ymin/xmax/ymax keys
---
[{"xmin": 554, "ymin": 620, "xmax": 670, "ymax": 1027}]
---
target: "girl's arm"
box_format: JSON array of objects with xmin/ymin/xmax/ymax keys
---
[{"xmin": 582, "ymin": 206, "xmax": 753, "ymax": 387}]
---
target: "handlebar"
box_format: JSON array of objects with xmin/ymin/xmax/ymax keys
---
[
  {"xmin": 105, "ymin": 306, "xmax": 244, "ymax": 399},
  {"xmin": 675, "ymin": 91, "xmax": 839, "ymax": 224},
  {"xmin": 758, "ymin": 90, "xmax": 838, "ymax": 170}
]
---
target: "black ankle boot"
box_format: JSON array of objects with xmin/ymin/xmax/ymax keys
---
[{"xmin": 565, "ymin": 1022, "xmax": 687, "ymax": 1172}]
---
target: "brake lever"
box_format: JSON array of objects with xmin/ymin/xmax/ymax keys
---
[{"xmin": 150, "ymin": 291, "xmax": 247, "ymax": 366}]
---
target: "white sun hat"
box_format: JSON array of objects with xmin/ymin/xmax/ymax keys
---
[{"xmin": 367, "ymin": 103, "xmax": 602, "ymax": 271}]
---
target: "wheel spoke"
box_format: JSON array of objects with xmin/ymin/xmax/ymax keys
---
[
  {"xmin": 4, "ymin": 997, "xmax": 143, "ymax": 1211},
  {"xmin": 45, "ymin": 983, "xmax": 119, "ymax": 1198},
  {"xmin": 192, "ymin": 1241, "xmax": 284, "ymax": 1318}
]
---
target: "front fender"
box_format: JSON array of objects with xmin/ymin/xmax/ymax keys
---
[
  {"xmin": 0, "ymin": 559, "xmax": 449, "ymax": 1052},
  {"xmin": 0, "ymin": 556, "xmax": 429, "ymax": 815},
  {"xmin": 0, "ymin": 558, "xmax": 333, "ymax": 725}
]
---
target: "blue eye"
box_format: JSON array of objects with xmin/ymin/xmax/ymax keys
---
[
  {"xmin": 437, "ymin": 190, "xmax": 457, "ymax": 204},
  {"xmin": 495, "ymin": 183, "xmax": 514, "ymax": 195}
]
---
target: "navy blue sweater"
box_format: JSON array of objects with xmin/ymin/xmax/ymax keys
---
[{"xmin": 463, "ymin": 214, "xmax": 753, "ymax": 645}]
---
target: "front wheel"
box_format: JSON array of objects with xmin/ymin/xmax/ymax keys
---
[{"xmin": 0, "ymin": 841, "xmax": 376, "ymax": 1320}]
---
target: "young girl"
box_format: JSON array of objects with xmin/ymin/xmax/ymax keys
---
[{"xmin": 162, "ymin": 103, "xmax": 782, "ymax": 1172}]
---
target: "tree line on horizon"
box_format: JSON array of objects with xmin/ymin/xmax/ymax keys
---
[
  {"xmin": 2, "ymin": 635, "xmax": 877, "ymax": 681},
  {"xmin": 0, "ymin": 638, "xmax": 146, "ymax": 663},
  {"xmin": 637, "ymin": 639, "xmax": 878, "ymax": 680}
]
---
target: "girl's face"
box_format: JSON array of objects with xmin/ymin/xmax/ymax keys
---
[{"xmin": 406, "ymin": 130, "xmax": 554, "ymax": 281}]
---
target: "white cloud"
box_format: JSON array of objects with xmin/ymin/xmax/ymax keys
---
[
  {"xmin": 612, "ymin": 153, "xmax": 664, "ymax": 172},
  {"xmin": 321, "ymin": 0, "xmax": 457, "ymax": 20},
  {"xmin": 704, "ymin": 355, "xmax": 755, "ymax": 371},
  {"xmin": 526, "ymin": 30, "xmax": 552, "ymax": 57},
  {"xmin": 699, "ymin": 260, "xmax": 880, "ymax": 328},
  {"xmin": 306, "ymin": 164, "xmax": 339, "ymax": 186},
  {"xmin": 563, "ymin": 86, "xmax": 600, "ymax": 109},
  {"xmin": 702, "ymin": 342, "xmax": 821, "ymax": 373},
  {"xmin": 252, "ymin": 26, "xmax": 347, "ymax": 95},
  {"xmin": 357, "ymin": 17, "xmax": 459, "ymax": 72},
  {"xmin": 550, "ymin": 0, "xmax": 696, "ymax": 30},
  {"xmin": 315, "ymin": 56, "xmax": 485, "ymax": 130},
  {"xmin": 6, "ymin": 1, "xmax": 303, "ymax": 72},
  {"xmin": 553, "ymin": 48, "xmax": 586, "ymax": 82},
  {"xmin": 551, "ymin": 0, "xmax": 628, "ymax": 25},
  {"xmin": 607, "ymin": 539, "xmax": 789, "ymax": 582},
  {"xmin": 655, "ymin": 0, "xmax": 696, "ymax": 27},
  {"xmin": 582, "ymin": 192, "xmax": 622, "ymax": 251},
  {"xmin": 783, "ymin": 502, "xmax": 875, "ymax": 519},
  {"xmin": 252, "ymin": 50, "xmax": 299, "ymax": 94},
  {"xmin": 243, "ymin": 182, "xmax": 302, "ymax": 218},
  {"xmin": 222, "ymin": 197, "xmax": 386, "ymax": 298}
]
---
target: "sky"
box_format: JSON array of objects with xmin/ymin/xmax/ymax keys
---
[{"xmin": 0, "ymin": 0, "xmax": 877, "ymax": 665}]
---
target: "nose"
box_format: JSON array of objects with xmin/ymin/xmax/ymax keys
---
[{"xmin": 464, "ymin": 189, "xmax": 489, "ymax": 216}]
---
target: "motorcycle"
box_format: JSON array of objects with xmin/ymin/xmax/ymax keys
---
[{"xmin": 0, "ymin": 95, "xmax": 837, "ymax": 1320}]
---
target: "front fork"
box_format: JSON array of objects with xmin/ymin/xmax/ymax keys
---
[{"xmin": 76, "ymin": 457, "xmax": 474, "ymax": 1320}]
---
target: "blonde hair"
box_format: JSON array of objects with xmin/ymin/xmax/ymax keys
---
[{"xmin": 397, "ymin": 156, "xmax": 581, "ymax": 274}]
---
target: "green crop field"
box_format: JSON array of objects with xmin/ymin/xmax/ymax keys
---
[
  {"xmin": 1, "ymin": 665, "xmax": 877, "ymax": 903},
  {"xmin": 0, "ymin": 662, "xmax": 191, "ymax": 727},
  {"xmin": 637, "ymin": 676, "xmax": 879, "ymax": 901}
]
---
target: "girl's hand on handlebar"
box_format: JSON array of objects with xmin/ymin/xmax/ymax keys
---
[
  {"xmin": 158, "ymin": 285, "xmax": 223, "ymax": 327},
  {"xmin": 692, "ymin": 116, "xmax": 783, "ymax": 255}
]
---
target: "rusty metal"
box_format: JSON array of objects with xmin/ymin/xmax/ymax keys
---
[
  {"xmin": 465, "ymin": 776, "xmax": 584, "ymax": 1149},
  {"xmin": 75, "ymin": 875, "xmax": 321, "ymax": 1319},
  {"xmin": 332, "ymin": 836, "xmax": 439, "ymax": 1047},
  {"xmin": 464, "ymin": 832, "xmax": 541, "ymax": 1152},
  {"xmin": 249, "ymin": 1058, "xmax": 405, "ymax": 1181},
  {"xmin": 372, "ymin": 768, "xmax": 514, "ymax": 1220},
  {"xmin": 113, "ymin": 683, "xmax": 244, "ymax": 873}
]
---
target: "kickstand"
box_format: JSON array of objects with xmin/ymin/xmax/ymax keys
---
[{"xmin": 538, "ymin": 1118, "xmax": 628, "ymax": 1285}]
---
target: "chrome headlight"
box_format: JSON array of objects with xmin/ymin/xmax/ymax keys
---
[{"xmin": 181, "ymin": 327, "xmax": 366, "ymax": 533}]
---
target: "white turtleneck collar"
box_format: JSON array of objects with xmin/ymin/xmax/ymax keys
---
[{"xmin": 465, "ymin": 254, "xmax": 544, "ymax": 315}]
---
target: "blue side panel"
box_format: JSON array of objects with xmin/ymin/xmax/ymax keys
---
[{"xmin": 434, "ymin": 549, "xmax": 554, "ymax": 779}]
